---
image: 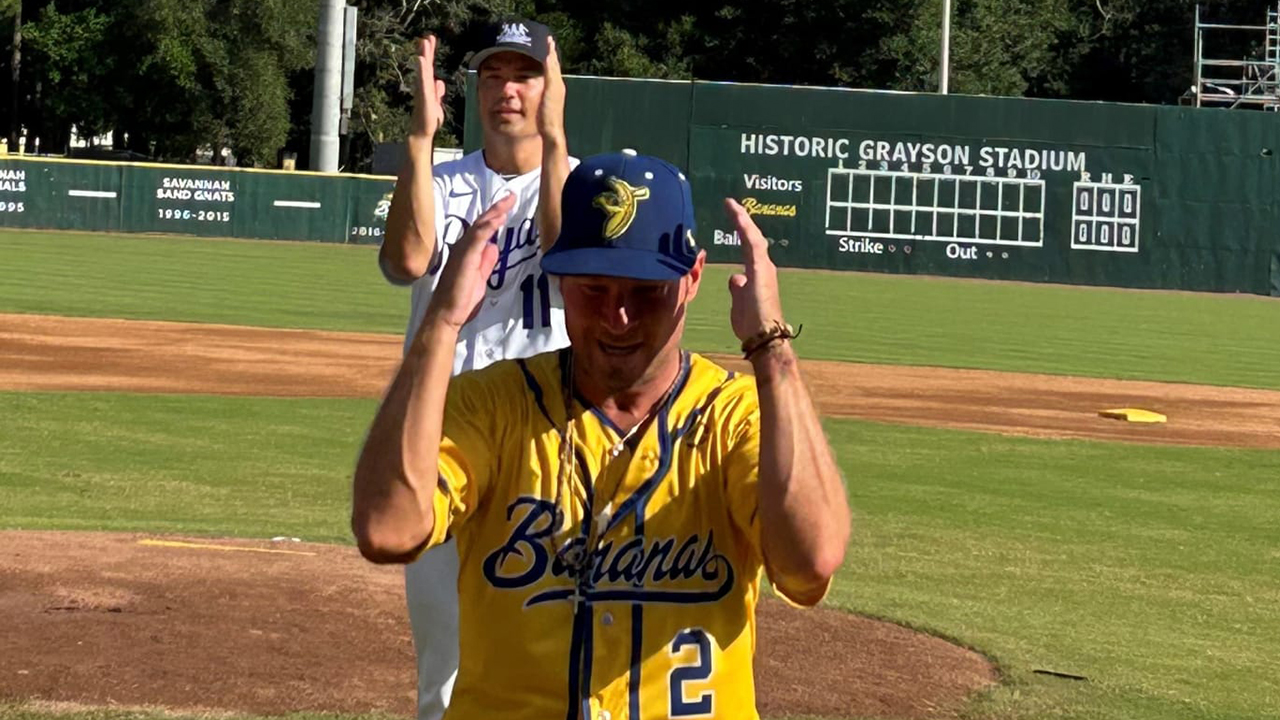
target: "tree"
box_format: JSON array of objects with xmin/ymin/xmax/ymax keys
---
[
  {"xmin": 121, "ymin": 0, "xmax": 316, "ymax": 165},
  {"xmin": 531, "ymin": 0, "xmax": 885, "ymax": 87},
  {"xmin": 5, "ymin": 0, "xmax": 315, "ymax": 164},
  {"xmin": 21, "ymin": 2, "xmax": 115, "ymax": 150},
  {"xmin": 876, "ymin": 0, "xmax": 1080, "ymax": 97},
  {"xmin": 1058, "ymin": 0, "xmax": 1263, "ymax": 105},
  {"xmin": 4, "ymin": 0, "xmax": 1267, "ymax": 170}
]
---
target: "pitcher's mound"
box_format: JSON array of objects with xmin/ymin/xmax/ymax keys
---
[{"xmin": 0, "ymin": 532, "xmax": 996, "ymax": 718}]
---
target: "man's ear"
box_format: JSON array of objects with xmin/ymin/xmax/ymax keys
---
[{"xmin": 683, "ymin": 250, "xmax": 708, "ymax": 303}]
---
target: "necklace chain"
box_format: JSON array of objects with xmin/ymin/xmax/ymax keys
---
[{"xmin": 553, "ymin": 351, "xmax": 682, "ymax": 584}]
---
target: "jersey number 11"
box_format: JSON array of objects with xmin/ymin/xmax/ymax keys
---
[{"xmin": 520, "ymin": 273, "xmax": 553, "ymax": 329}]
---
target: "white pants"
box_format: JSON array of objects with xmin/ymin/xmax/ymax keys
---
[{"xmin": 404, "ymin": 540, "xmax": 460, "ymax": 720}]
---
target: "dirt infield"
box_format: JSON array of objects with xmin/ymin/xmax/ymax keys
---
[
  {"xmin": 4, "ymin": 313, "xmax": 1278, "ymax": 448},
  {"xmin": 0, "ymin": 532, "xmax": 996, "ymax": 719},
  {"xmin": 3, "ymin": 311, "xmax": 1276, "ymax": 719}
]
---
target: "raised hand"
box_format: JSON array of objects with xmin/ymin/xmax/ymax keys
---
[
  {"xmin": 427, "ymin": 193, "xmax": 516, "ymax": 329},
  {"xmin": 536, "ymin": 36, "xmax": 570, "ymax": 252},
  {"xmin": 538, "ymin": 36, "xmax": 566, "ymax": 140},
  {"xmin": 724, "ymin": 198, "xmax": 786, "ymax": 343},
  {"xmin": 410, "ymin": 35, "xmax": 447, "ymax": 141}
]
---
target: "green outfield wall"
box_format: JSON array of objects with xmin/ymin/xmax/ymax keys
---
[
  {"xmin": 4, "ymin": 78, "xmax": 1278, "ymax": 296},
  {"xmin": 466, "ymin": 76, "xmax": 1280, "ymax": 296},
  {"xmin": 0, "ymin": 157, "xmax": 396, "ymax": 244}
]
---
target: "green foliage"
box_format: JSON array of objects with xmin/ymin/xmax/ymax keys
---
[
  {"xmin": 879, "ymin": 0, "xmax": 1080, "ymax": 95},
  {"xmin": 1056, "ymin": 0, "xmax": 1252, "ymax": 105},
  {"xmin": 344, "ymin": 1, "xmax": 431, "ymax": 162},
  {"xmin": 20, "ymin": 3, "xmax": 115, "ymax": 140},
  {"xmin": 11, "ymin": 0, "xmax": 312, "ymax": 165},
  {"xmin": 123, "ymin": 0, "xmax": 315, "ymax": 165},
  {"xmin": 226, "ymin": 50, "xmax": 294, "ymax": 166},
  {"xmin": 573, "ymin": 19, "xmax": 694, "ymax": 79},
  {"xmin": 4, "ymin": 0, "xmax": 1278, "ymax": 170}
]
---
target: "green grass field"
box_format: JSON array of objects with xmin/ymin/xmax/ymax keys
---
[
  {"xmin": 2, "ymin": 228, "xmax": 1279, "ymax": 720},
  {"xmin": 3, "ymin": 393, "xmax": 1277, "ymax": 720},
  {"xmin": 3, "ymin": 229, "xmax": 1278, "ymax": 388}
]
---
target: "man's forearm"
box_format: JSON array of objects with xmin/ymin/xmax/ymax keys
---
[
  {"xmin": 381, "ymin": 137, "xmax": 438, "ymax": 283},
  {"xmin": 537, "ymin": 133, "xmax": 570, "ymax": 252},
  {"xmin": 753, "ymin": 342, "xmax": 851, "ymax": 601},
  {"xmin": 352, "ymin": 314, "xmax": 459, "ymax": 563}
]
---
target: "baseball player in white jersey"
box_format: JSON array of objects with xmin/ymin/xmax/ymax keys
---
[{"xmin": 377, "ymin": 18, "xmax": 576, "ymax": 720}]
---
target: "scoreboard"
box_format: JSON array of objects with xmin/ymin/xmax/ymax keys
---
[
  {"xmin": 825, "ymin": 167, "xmax": 1046, "ymax": 248},
  {"xmin": 1070, "ymin": 181, "xmax": 1141, "ymax": 253}
]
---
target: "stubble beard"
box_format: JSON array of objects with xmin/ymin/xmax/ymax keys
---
[{"xmin": 605, "ymin": 341, "xmax": 683, "ymax": 397}]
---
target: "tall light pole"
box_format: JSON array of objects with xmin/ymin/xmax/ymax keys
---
[
  {"xmin": 940, "ymin": 0, "xmax": 952, "ymax": 94},
  {"xmin": 8, "ymin": 1, "xmax": 21, "ymax": 148},
  {"xmin": 310, "ymin": 0, "xmax": 344, "ymax": 172}
]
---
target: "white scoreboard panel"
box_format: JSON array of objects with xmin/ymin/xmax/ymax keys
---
[
  {"xmin": 1070, "ymin": 181, "xmax": 1140, "ymax": 253},
  {"xmin": 825, "ymin": 167, "xmax": 1046, "ymax": 247}
]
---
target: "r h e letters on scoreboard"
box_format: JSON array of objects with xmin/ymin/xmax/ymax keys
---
[{"xmin": 1070, "ymin": 173, "xmax": 1141, "ymax": 253}]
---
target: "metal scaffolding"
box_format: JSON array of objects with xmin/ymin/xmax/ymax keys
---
[{"xmin": 1192, "ymin": 2, "xmax": 1280, "ymax": 109}]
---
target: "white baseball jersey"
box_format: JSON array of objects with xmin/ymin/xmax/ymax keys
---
[
  {"xmin": 397, "ymin": 149, "xmax": 579, "ymax": 720},
  {"xmin": 403, "ymin": 150, "xmax": 576, "ymax": 370}
]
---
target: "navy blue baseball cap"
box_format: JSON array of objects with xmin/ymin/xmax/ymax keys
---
[
  {"xmin": 468, "ymin": 19, "xmax": 551, "ymax": 70},
  {"xmin": 541, "ymin": 151, "xmax": 699, "ymax": 280}
]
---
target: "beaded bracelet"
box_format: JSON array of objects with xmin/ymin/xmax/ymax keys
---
[{"xmin": 741, "ymin": 320, "xmax": 802, "ymax": 358}]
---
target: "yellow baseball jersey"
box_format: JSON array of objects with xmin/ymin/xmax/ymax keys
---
[{"xmin": 423, "ymin": 349, "xmax": 816, "ymax": 720}]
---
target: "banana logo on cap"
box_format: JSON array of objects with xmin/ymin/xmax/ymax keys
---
[{"xmin": 593, "ymin": 177, "xmax": 650, "ymax": 241}]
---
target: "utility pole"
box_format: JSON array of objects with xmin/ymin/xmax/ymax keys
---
[
  {"xmin": 8, "ymin": 1, "xmax": 21, "ymax": 147},
  {"xmin": 310, "ymin": 0, "xmax": 344, "ymax": 172},
  {"xmin": 940, "ymin": 0, "xmax": 952, "ymax": 94}
]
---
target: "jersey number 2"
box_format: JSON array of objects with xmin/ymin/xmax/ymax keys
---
[
  {"xmin": 520, "ymin": 273, "xmax": 552, "ymax": 329},
  {"xmin": 669, "ymin": 629, "xmax": 714, "ymax": 717}
]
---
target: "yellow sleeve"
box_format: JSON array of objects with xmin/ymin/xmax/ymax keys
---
[
  {"xmin": 721, "ymin": 383, "xmax": 830, "ymax": 608},
  {"xmin": 722, "ymin": 386, "xmax": 763, "ymax": 563},
  {"xmin": 425, "ymin": 366, "xmax": 506, "ymax": 549}
]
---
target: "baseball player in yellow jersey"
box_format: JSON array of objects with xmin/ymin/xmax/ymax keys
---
[{"xmin": 353, "ymin": 150, "xmax": 852, "ymax": 719}]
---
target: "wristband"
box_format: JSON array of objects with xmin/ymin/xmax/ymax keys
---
[{"xmin": 741, "ymin": 321, "xmax": 802, "ymax": 358}]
